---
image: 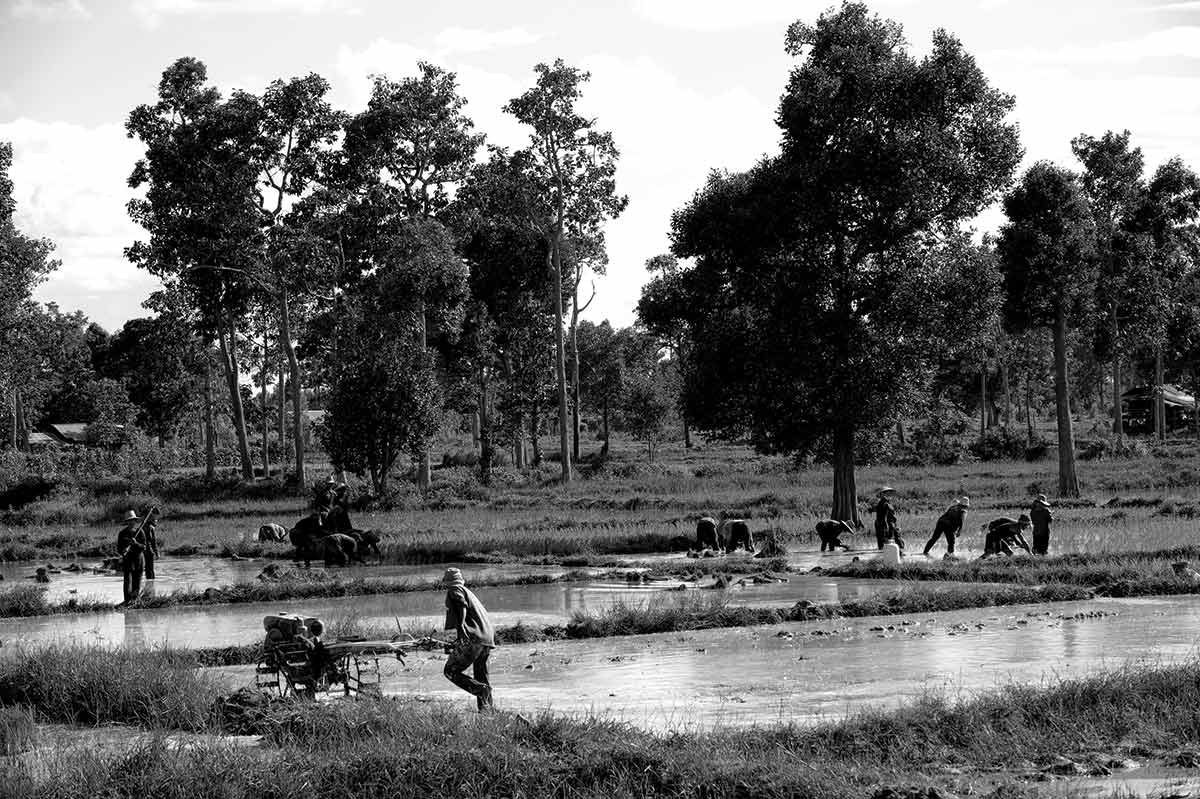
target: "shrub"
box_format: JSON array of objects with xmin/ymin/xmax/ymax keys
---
[{"xmin": 969, "ymin": 427, "xmax": 1034, "ymax": 461}]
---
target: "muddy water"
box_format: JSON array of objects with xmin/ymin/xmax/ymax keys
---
[
  {"xmin": 209, "ymin": 595, "xmax": 1200, "ymax": 732},
  {"xmin": 0, "ymin": 572, "xmax": 888, "ymax": 650},
  {"xmin": 0, "ymin": 546, "xmax": 874, "ymax": 604}
]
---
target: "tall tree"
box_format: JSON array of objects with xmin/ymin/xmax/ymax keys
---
[
  {"xmin": 255, "ymin": 72, "xmax": 346, "ymax": 487},
  {"xmin": 638, "ymin": 253, "xmax": 697, "ymax": 448},
  {"xmin": 0, "ymin": 141, "xmax": 60, "ymax": 449},
  {"xmin": 505, "ymin": 59, "xmax": 628, "ymax": 483},
  {"xmin": 341, "ymin": 63, "xmax": 482, "ymax": 491},
  {"xmin": 126, "ymin": 58, "xmax": 261, "ymax": 479},
  {"xmin": 1072, "ymin": 131, "xmax": 1146, "ymax": 441},
  {"xmin": 661, "ymin": 5, "xmax": 1020, "ymax": 525},
  {"xmin": 998, "ymin": 162, "xmax": 1097, "ymax": 496}
]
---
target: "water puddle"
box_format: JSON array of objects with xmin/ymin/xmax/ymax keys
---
[
  {"xmin": 0, "ymin": 573, "xmax": 888, "ymax": 650},
  {"xmin": 208, "ymin": 595, "xmax": 1200, "ymax": 732}
]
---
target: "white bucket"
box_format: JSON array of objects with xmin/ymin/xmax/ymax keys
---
[{"xmin": 880, "ymin": 541, "xmax": 902, "ymax": 567}]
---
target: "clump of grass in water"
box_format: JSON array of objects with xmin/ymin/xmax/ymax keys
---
[
  {"xmin": 0, "ymin": 706, "xmax": 38, "ymax": 755},
  {"xmin": 0, "ymin": 645, "xmax": 221, "ymax": 730}
]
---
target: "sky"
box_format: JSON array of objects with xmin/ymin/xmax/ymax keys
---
[{"xmin": 1, "ymin": 0, "xmax": 1198, "ymax": 333}]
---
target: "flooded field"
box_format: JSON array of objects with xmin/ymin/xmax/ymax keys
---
[{"xmin": 205, "ymin": 595, "xmax": 1200, "ymax": 732}]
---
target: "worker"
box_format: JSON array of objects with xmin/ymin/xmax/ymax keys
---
[
  {"xmin": 142, "ymin": 507, "xmax": 161, "ymax": 580},
  {"xmin": 1030, "ymin": 494, "xmax": 1053, "ymax": 555},
  {"xmin": 695, "ymin": 517, "xmax": 720, "ymax": 551},
  {"xmin": 815, "ymin": 519, "xmax": 853, "ymax": 551},
  {"xmin": 116, "ymin": 509, "xmax": 146, "ymax": 605},
  {"xmin": 312, "ymin": 476, "xmax": 337, "ymax": 513},
  {"xmin": 874, "ymin": 487, "xmax": 902, "ymax": 550},
  {"xmin": 923, "ymin": 497, "xmax": 969, "ymax": 558},
  {"xmin": 723, "ymin": 519, "xmax": 755, "ymax": 553},
  {"xmin": 442, "ymin": 567, "xmax": 496, "ymax": 711},
  {"xmin": 981, "ymin": 515, "xmax": 1033, "ymax": 558}
]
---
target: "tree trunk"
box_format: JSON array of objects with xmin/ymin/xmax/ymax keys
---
[
  {"xmin": 1111, "ymin": 306, "xmax": 1124, "ymax": 442},
  {"xmin": 530, "ymin": 396, "xmax": 543, "ymax": 466},
  {"xmin": 1052, "ymin": 311, "xmax": 1080, "ymax": 497},
  {"xmin": 1024, "ymin": 371, "xmax": 1035, "ymax": 446},
  {"xmin": 260, "ymin": 327, "xmax": 270, "ymax": 478},
  {"xmin": 1002, "ymin": 362, "xmax": 1011, "ymax": 429},
  {"xmin": 279, "ymin": 294, "xmax": 306, "ymax": 490},
  {"xmin": 416, "ymin": 304, "xmax": 432, "ymax": 492},
  {"xmin": 1193, "ymin": 365, "xmax": 1200, "ymax": 440},
  {"xmin": 979, "ymin": 364, "xmax": 987, "ymax": 441},
  {"xmin": 1155, "ymin": 345, "xmax": 1167, "ymax": 441},
  {"xmin": 601, "ymin": 396, "xmax": 610, "ymax": 457},
  {"xmin": 896, "ymin": 419, "xmax": 906, "ymax": 446},
  {"xmin": 550, "ymin": 243, "xmax": 572, "ymax": 482},
  {"xmin": 203, "ymin": 363, "xmax": 217, "ymax": 479},
  {"xmin": 831, "ymin": 424, "xmax": 860, "ymax": 528},
  {"xmin": 9, "ymin": 389, "xmax": 17, "ymax": 451},
  {"xmin": 277, "ymin": 362, "xmax": 286, "ymax": 477},
  {"xmin": 478, "ymin": 370, "xmax": 492, "ymax": 487},
  {"xmin": 570, "ymin": 302, "xmax": 581, "ymax": 465},
  {"xmin": 683, "ymin": 415, "xmax": 692, "ymax": 449},
  {"xmin": 471, "ymin": 412, "xmax": 480, "ymax": 451},
  {"xmin": 514, "ymin": 413, "xmax": 526, "ymax": 469},
  {"xmin": 217, "ymin": 319, "xmax": 254, "ymax": 480},
  {"xmin": 13, "ymin": 388, "xmax": 26, "ymax": 452}
]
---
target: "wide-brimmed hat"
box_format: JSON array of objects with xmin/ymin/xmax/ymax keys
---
[
  {"xmin": 442, "ymin": 567, "xmax": 465, "ymax": 586},
  {"xmin": 1035, "ymin": 494, "xmax": 1050, "ymax": 506},
  {"xmin": 1017, "ymin": 513, "xmax": 1032, "ymax": 524},
  {"xmin": 121, "ymin": 509, "xmax": 139, "ymax": 523},
  {"xmin": 879, "ymin": 486, "xmax": 897, "ymax": 495},
  {"xmin": 956, "ymin": 496, "xmax": 970, "ymax": 507}
]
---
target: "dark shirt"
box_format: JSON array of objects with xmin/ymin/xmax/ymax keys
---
[
  {"xmin": 117, "ymin": 524, "xmax": 145, "ymax": 569},
  {"xmin": 1030, "ymin": 504, "xmax": 1052, "ymax": 531},
  {"xmin": 936, "ymin": 506, "xmax": 967, "ymax": 534},
  {"xmin": 987, "ymin": 518, "xmax": 1031, "ymax": 551},
  {"xmin": 874, "ymin": 498, "xmax": 898, "ymax": 535},
  {"xmin": 444, "ymin": 584, "xmax": 496, "ymax": 648}
]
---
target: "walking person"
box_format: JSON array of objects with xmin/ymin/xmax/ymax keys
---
[
  {"xmin": 923, "ymin": 497, "xmax": 969, "ymax": 558},
  {"xmin": 442, "ymin": 567, "xmax": 496, "ymax": 712},
  {"xmin": 116, "ymin": 509, "xmax": 147, "ymax": 605},
  {"xmin": 874, "ymin": 487, "xmax": 903, "ymax": 550},
  {"xmin": 1030, "ymin": 494, "xmax": 1053, "ymax": 555}
]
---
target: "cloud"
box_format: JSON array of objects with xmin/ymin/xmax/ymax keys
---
[
  {"xmin": 994, "ymin": 25, "xmax": 1200, "ymax": 65},
  {"xmin": 0, "ymin": 118, "xmax": 161, "ymax": 329},
  {"xmin": 131, "ymin": 0, "xmax": 358, "ymax": 26},
  {"xmin": 9, "ymin": 0, "xmax": 90, "ymax": 19},
  {"xmin": 433, "ymin": 26, "xmax": 540, "ymax": 54}
]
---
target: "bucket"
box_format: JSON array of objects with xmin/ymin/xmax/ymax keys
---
[{"xmin": 880, "ymin": 541, "xmax": 902, "ymax": 567}]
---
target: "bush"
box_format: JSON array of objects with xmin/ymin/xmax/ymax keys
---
[{"xmin": 969, "ymin": 427, "xmax": 1035, "ymax": 461}]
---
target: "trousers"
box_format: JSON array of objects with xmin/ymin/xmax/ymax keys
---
[{"xmin": 444, "ymin": 641, "xmax": 493, "ymax": 710}]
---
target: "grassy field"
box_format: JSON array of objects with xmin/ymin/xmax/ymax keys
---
[
  {"xmin": 5, "ymin": 435, "xmax": 1200, "ymax": 567},
  {"xmin": 10, "ymin": 641, "xmax": 1200, "ymax": 797}
]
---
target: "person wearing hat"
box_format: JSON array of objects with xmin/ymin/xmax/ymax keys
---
[
  {"xmin": 442, "ymin": 567, "xmax": 496, "ymax": 711},
  {"xmin": 312, "ymin": 476, "xmax": 337, "ymax": 514},
  {"xmin": 981, "ymin": 515, "xmax": 1033, "ymax": 558},
  {"xmin": 116, "ymin": 509, "xmax": 148, "ymax": 605},
  {"xmin": 923, "ymin": 496, "xmax": 970, "ymax": 558},
  {"xmin": 874, "ymin": 488, "xmax": 902, "ymax": 550},
  {"xmin": 1029, "ymin": 494, "xmax": 1053, "ymax": 555},
  {"xmin": 815, "ymin": 519, "xmax": 854, "ymax": 552}
]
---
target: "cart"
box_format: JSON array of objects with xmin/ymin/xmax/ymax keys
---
[{"xmin": 254, "ymin": 614, "xmax": 447, "ymax": 699}]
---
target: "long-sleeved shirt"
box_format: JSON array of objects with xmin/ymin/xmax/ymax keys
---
[
  {"xmin": 117, "ymin": 524, "xmax": 145, "ymax": 568},
  {"xmin": 874, "ymin": 498, "xmax": 898, "ymax": 535},
  {"xmin": 444, "ymin": 584, "xmax": 496, "ymax": 648}
]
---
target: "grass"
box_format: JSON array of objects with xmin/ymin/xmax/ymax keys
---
[
  {"xmin": 10, "ymin": 437, "xmax": 1200, "ymax": 568},
  {"xmin": 12, "ymin": 651, "xmax": 1200, "ymax": 797},
  {"xmin": 824, "ymin": 544, "xmax": 1200, "ymax": 594}
]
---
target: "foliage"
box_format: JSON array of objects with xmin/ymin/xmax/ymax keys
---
[{"xmin": 968, "ymin": 426, "xmax": 1031, "ymax": 461}]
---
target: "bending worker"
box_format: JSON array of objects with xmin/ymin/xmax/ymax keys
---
[
  {"xmin": 923, "ymin": 496, "xmax": 969, "ymax": 558},
  {"xmin": 815, "ymin": 519, "xmax": 853, "ymax": 552},
  {"xmin": 981, "ymin": 514, "xmax": 1033, "ymax": 558},
  {"xmin": 442, "ymin": 567, "xmax": 496, "ymax": 712}
]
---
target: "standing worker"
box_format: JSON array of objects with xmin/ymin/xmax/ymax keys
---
[
  {"xmin": 923, "ymin": 497, "xmax": 969, "ymax": 558},
  {"xmin": 874, "ymin": 487, "xmax": 903, "ymax": 550},
  {"xmin": 116, "ymin": 509, "xmax": 147, "ymax": 605},
  {"xmin": 442, "ymin": 567, "xmax": 496, "ymax": 712},
  {"xmin": 1030, "ymin": 494, "xmax": 1053, "ymax": 555},
  {"xmin": 142, "ymin": 507, "xmax": 161, "ymax": 581}
]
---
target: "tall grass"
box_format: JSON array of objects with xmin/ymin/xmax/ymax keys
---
[{"xmin": 13, "ymin": 660, "xmax": 1200, "ymax": 797}]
